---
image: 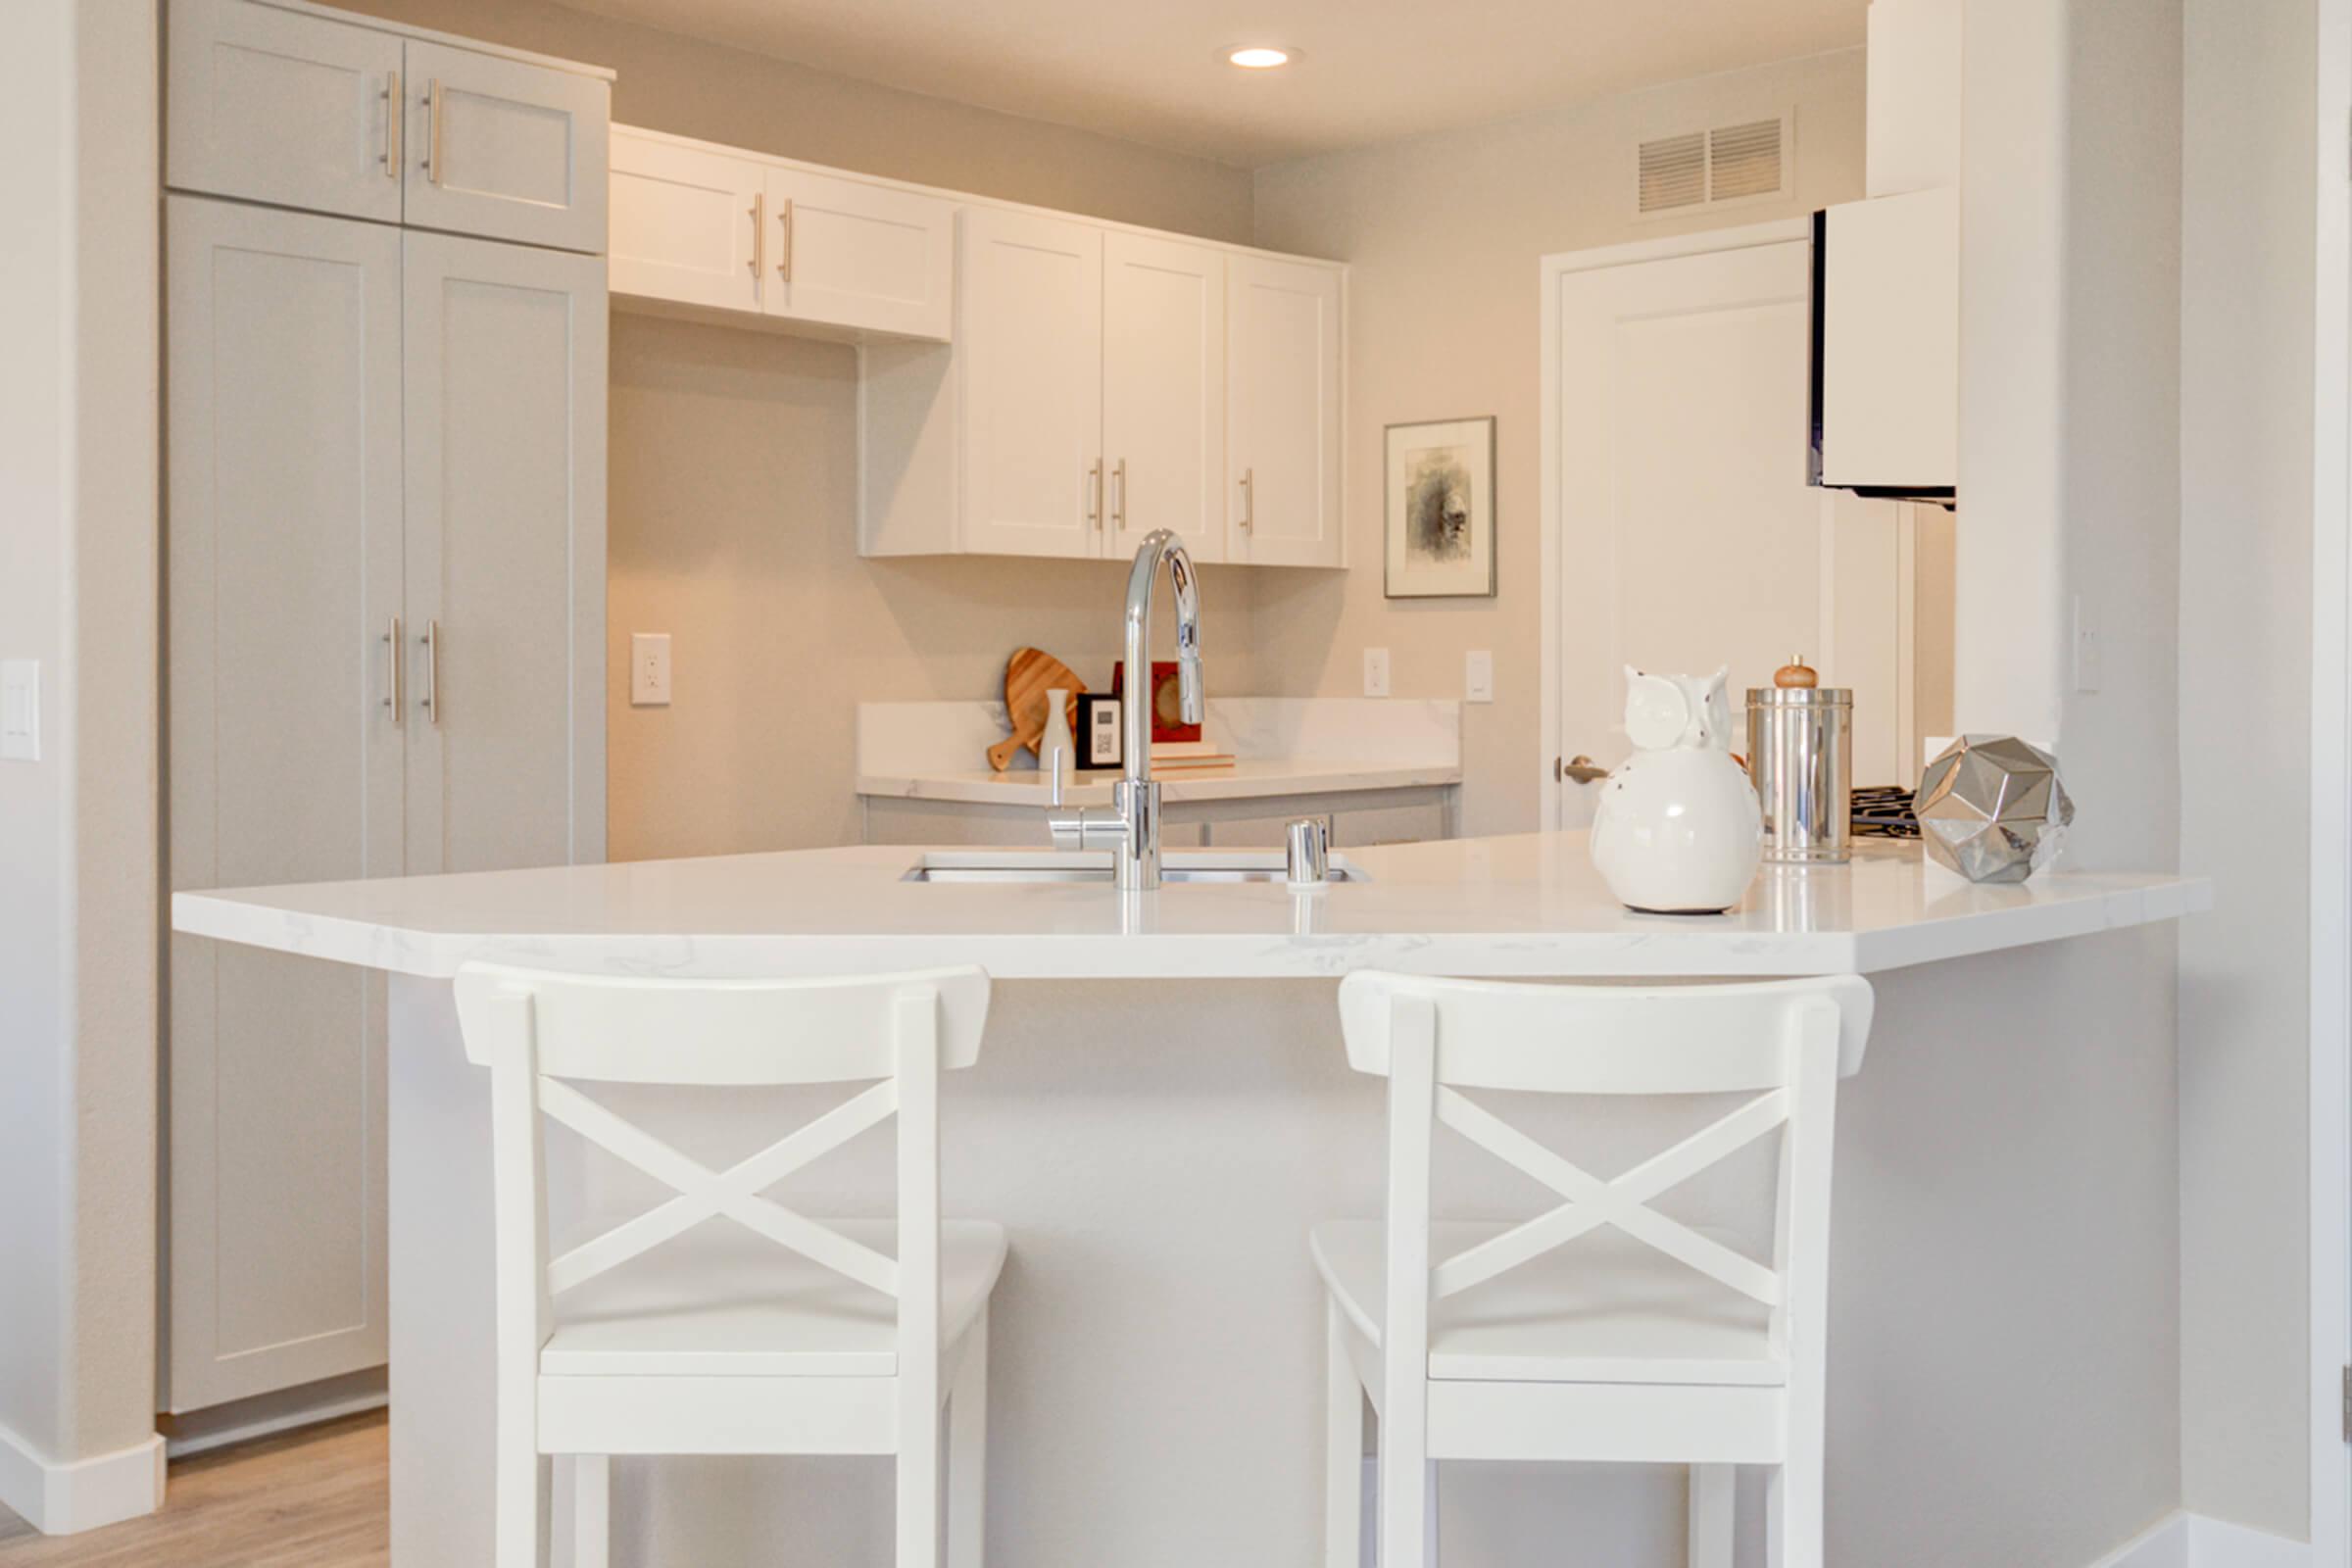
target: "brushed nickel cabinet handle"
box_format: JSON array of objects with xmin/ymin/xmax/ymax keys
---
[
  {"xmin": 1086, "ymin": 461, "xmax": 1102, "ymax": 530},
  {"xmin": 776, "ymin": 197, "xmax": 794, "ymax": 282},
  {"xmin": 382, "ymin": 615, "xmax": 404, "ymax": 716},
  {"xmin": 383, "ymin": 70, "xmax": 401, "ymax": 178},
  {"xmin": 1112, "ymin": 459, "xmax": 1127, "ymax": 530},
  {"xmin": 420, "ymin": 619, "xmax": 441, "ymax": 725},
  {"xmin": 1240, "ymin": 466, "xmax": 1254, "ymax": 530},
  {"xmin": 751, "ymin": 191, "xmax": 765, "ymax": 285},
  {"xmin": 423, "ymin": 78, "xmax": 444, "ymax": 186}
]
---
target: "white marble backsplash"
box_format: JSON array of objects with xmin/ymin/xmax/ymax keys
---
[{"xmin": 858, "ymin": 696, "xmax": 1461, "ymax": 777}]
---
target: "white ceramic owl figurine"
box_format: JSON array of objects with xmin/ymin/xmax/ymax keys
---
[{"xmin": 1588, "ymin": 665, "xmax": 1764, "ymax": 913}]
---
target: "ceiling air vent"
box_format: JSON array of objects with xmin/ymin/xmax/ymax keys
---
[{"xmin": 1635, "ymin": 112, "xmax": 1792, "ymax": 218}]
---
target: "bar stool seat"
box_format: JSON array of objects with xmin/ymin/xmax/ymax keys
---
[{"xmin": 1311, "ymin": 1221, "xmax": 1780, "ymax": 1387}]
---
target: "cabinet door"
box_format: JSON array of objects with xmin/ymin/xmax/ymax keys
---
[
  {"xmin": 166, "ymin": 197, "xmax": 402, "ymax": 1410},
  {"xmin": 763, "ymin": 166, "xmax": 955, "ymax": 340},
  {"xmin": 403, "ymin": 230, "xmax": 608, "ymax": 875},
  {"xmin": 608, "ymin": 127, "xmax": 764, "ymax": 314},
  {"xmin": 956, "ymin": 207, "xmax": 1104, "ymax": 558},
  {"xmin": 167, "ymin": 0, "xmax": 404, "ymax": 222},
  {"xmin": 1228, "ymin": 255, "xmax": 1344, "ymax": 567},
  {"xmin": 402, "ymin": 40, "xmax": 609, "ymax": 254},
  {"xmin": 1102, "ymin": 232, "xmax": 1226, "ymax": 563}
]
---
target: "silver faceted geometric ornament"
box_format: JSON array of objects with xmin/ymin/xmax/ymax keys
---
[{"xmin": 1912, "ymin": 734, "xmax": 2076, "ymax": 883}]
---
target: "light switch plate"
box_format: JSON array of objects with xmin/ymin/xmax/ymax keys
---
[
  {"xmin": 1, "ymin": 661, "xmax": 39, "ymax": 761},
  {"xmin": 1363, "ymin": 648, "xmax": 1391, "ymax": 699},
  {"xmin": 630, "ymin": 634, "xmax": 672, "ymax": 707},
  {"xmin": 1464, "ymin": 650, "xmax": 1494, "ymax": 704}
]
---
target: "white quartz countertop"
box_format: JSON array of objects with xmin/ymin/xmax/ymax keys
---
[
  {"xmin": 856, "ymin": 758, "xmax": 1462, "ymax": 807},
  {"xmin": 172, "ymin": 833, "xmax": 2209, "ymax": 982}
]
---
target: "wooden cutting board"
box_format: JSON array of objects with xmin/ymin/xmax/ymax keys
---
[{"xmin": 985, "ymin": 648, "xmax": 1086, "ymax": 771}]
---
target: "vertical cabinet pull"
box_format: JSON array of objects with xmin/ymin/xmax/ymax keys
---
[
  {"xmin": 750, "ymin": 191, "xmax": 765, "ymax": 285},
  {"xmin": 382, "ymin": 615, "xmax": 404, "ymax": 716},
  {"xmin": 423, "ymin": 78, "xmax": 444, "ymax": 186},
  {"xmin": 420, "ymin": 619, "xmax": 441, "ymax": 725},
  {"xmin": 383, "ymin": 71, "xmax": 402, "ymax": 178},
  {"xmin": 1239, "ymin": 467, "xmax": 1255, "ymax": 530},
  {"xmin": 776, "ymin": 197, "xmax": 794, "ymax": 283},
  {"xmin": 1112, "ymin": 459, "xmax": 1127, "ymax": 530},
  {"xmin": 1086, "ymin": 461, "xmax": 1102, "ymax": 530}
]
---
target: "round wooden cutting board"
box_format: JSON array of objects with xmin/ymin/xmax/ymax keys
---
[{"xmin": 986, "ymin": 648, "xmax": 1087, "ymax": 771}]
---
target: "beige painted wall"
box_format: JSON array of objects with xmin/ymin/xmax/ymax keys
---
[
  {"xmin": 2178, "ymin": 0, "xmax": 2315, "ymax": 1537},
  {"xmin": 342, "ymin": 0, "xmax": 1264, "ymax": 860},
  {"xmin": 1249, "ymin": 50, "xmax": 1869, "ymax": 837}
]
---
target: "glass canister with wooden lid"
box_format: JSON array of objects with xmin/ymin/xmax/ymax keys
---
[{"xmin": 1746, "ymin": 658, "xmax": 1852, "ymax": 864}]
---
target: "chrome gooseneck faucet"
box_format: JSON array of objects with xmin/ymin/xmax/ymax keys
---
[{"xmin": 1047, "ymin": 528, "xmax": 1201, "ymax": 890}]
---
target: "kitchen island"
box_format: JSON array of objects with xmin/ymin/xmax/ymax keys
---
[{"xmin": 172, "ymin": 835, "xmax": 2207, "ymax": 1567}]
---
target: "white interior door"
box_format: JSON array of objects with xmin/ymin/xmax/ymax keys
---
[
  {"xmin": 165, "ymin": 196, "xmax": 401, "ymax": 1408},
  {"xmin": 402, "ymin": 229, "xmax": 607, "ymax": 875},
  {"xmin": 1546, "ymin": 236, "xmax": 1911, "ymax": 829},
  {"xmin": 1102, "ymin": 230, "xmax": 1226, "ymax": 562},
  {"xmin": 956, "ymin": 206, "xmax": 1105, "ymax": 558}
]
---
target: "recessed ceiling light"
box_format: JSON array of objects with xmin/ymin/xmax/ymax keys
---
[{"xmin": 1225, "ymin": 45, "xmax": 1294, "ymax": 70}]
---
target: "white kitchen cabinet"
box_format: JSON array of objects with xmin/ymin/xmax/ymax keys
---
[
  {"xmin": 956, "ymin": 206, "xmax": 1107, "ymax": 559},
  {"xmin": 609, "ymin": 129, "xmax": 765, "ymax": 313},
  {"xmin": 762, "ymin": 164, "xmax": 955, "ymax": 339},
  {"xmin": 401, "ymin": 229, "xmax": 608, "ymax": 872},
  {"xmin": 1102, "ymin": 231, "xmax": 1227, "ymax": 563},
  {"xmin": 166, "ymin": 196, "xmax": 403, "ymax": 1410},
  {"xmin": 401, "ymin": 39, "xmax": 609, "ymax": 254},
  {"xmin": 167, "ymin": 0, "xmax": 406, "ymax": 223},
  {"xmin": 1227, "ymin": 254, "xmax": 1345, "ymax": 567},
  {"xmin": 1813, "ymin": 186, "xmax": 1960, "ymax": 496}
]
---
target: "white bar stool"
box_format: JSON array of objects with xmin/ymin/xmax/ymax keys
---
[
  {"xmin": 454, "ymin": 961, "xmax": 1003, "ymax": 1568},
  {"xmin": 1313, "ymin": 971, "xmax": 1875, "ymax": 1568}
]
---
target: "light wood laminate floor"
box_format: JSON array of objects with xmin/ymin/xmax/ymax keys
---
[{"xmin": 0, "ymin": 1412, "xmax": 386, "ymax": 1566}]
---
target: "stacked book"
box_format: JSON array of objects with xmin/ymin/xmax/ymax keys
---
[{"xmin": 1150, "ymin": 740, "xmax": 1238, "ymax": 774}]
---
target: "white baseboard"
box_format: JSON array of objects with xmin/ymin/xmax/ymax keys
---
[
  {"xmin": 2091, "ymin": 1512, "xmax": 2312, "ymax": 1568},
  {"xmin": 0, "ymin": 1421, "xmax": 165, "ymax": 1537}
]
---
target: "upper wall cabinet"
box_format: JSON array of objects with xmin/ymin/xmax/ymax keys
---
[
  {"xmin": 1227, "ymin": 255, "xmax": 1344, "ymax": 567},
  {"xmin": 169, "ymin": 0, "xmax": 406, "ymax": 222},
  {"xmin": 611, "ymin": 126, "xmax": 955, "ymax": 341},
  {"xmin": 400, "ymin": 40, "xmax": 609, "ymax": 254},
  {"xmin": 167, "ymin": 0, "xmax": 611, "ymax": 253},
  {"xmin": 1103, "ymin": 231, "xmax": 1227, "ymax": 563}
]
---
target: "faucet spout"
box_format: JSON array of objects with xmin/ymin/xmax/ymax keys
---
[{"xmin": 1113, "ymin": 529, "xmax": 1202, "ymax": 890}]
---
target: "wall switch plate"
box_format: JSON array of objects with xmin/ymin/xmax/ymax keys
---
[
  {"xmin": 1363, "ymin": 647, "xmax": 1391, "ymax": 698},
  {"xmin": 2071, "ymin": 595, "xmax": 2102, "ymax": 694},
  {"xmin": 1464, "ymin": 650, "xmax": 1494, "ymax": 703},
  {"xmin": 1, "ymin": 661, "xmax": 38, "ymax": 761},
  {"xmin": 630, "ymin": 634, "xmax": 672, "ymax": 707}
]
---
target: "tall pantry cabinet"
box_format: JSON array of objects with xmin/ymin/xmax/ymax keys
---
[{"xmin": 164, "ymin": 0, "xmax": 609, "ymax": 1413}]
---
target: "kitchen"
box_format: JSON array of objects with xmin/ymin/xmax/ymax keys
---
[{"xmin": 0, "ymin": 1, "xmax": 2328, "ymax": 1567}]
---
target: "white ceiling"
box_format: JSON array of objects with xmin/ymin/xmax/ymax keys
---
[{"xmin": 567, "ymin": 0, "xmax": 1868, "ymax": 167}]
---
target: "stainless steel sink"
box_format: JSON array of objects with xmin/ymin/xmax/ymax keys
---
[{"xmin": 902, "ymin": 851, "xmax": 1359, "ymax": 885}]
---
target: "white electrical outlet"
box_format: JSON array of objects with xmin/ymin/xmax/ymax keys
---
[
  {"xmin": 1363, "ymin": 647, "xmax": 1391, "ymax": 698},
  {"xmin": 1, "ymin": 661, "xmax": 38, "ymax": 761},
  {"xmin": 1464, "ymin": 650, "xmax": 1494, "ymax": 704},
  {"xmin": 631, "ymin": 633, "xmax": 672, "ymax": 707},
  {"xmin": 2072, "ymin": 595, "xmax": 2102, "ymax": 694}
]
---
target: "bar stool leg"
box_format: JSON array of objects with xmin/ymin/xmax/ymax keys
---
[
  {"xmin": 1688, "ymin": 1464, "xmax": 1734, "ymax": 1568},
  {"xmin": 1324, "ymin": 1300, "xmax": 1364, "ymax": 1568},
  {"xmin": 946, "ymin": 1307, "xmax": 990, "ymax": 1568},
  {"xmin": 572, "ymin": 1454, "xmax": 609, "ymax": 1568}
]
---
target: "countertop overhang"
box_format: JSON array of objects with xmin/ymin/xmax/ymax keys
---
[{"xmin": 171, "ymin": 833, "xmax": 2210, "ymax": 981}]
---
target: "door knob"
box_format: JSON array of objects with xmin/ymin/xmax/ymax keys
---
[{"xmin": 1557, "ymin": 754, "xmax": 1609, "ymax": 784}]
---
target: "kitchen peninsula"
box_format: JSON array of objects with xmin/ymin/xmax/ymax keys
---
[{"xmin": 172, "ymin": 834, "xmax": 2204, "ymax": 1565}]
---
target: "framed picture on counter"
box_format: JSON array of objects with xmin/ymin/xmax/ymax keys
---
[
  {"xmin": 1074, "ymin": 693, "xmax": 1123, "ymax": 770},
  {"xmin": 1384, "ymin": 416, "xmax": 1496, "ymax": 599}
]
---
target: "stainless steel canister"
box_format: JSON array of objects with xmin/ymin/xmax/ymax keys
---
[{"xmin": 1746, "ymin": 686, "xmax": 1852, "ymax": 863}]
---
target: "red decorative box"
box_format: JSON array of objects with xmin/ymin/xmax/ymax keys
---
[{"xmin": 1109, "ymin": 661, "xmax": 1202, "ymax": 744}]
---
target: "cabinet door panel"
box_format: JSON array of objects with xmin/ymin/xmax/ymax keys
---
[
  {"xmin": 166, "ymin": 196, "xmax": 402, "ymax": 1409},
  {"xmin": 403, "ymin": 230, "xmax": 607, "ymax": 876},
  {"xmin": 1102, "ymin": 232, "xmax": 1226, "ymax": 563},
  {"xmin": 1228, "ymin": 255, "xmax": 1344, "ymax": 567},
  {"xmin": 403, "ymin": 41, "xmax": 609, "ymax": 254},
  {"xmin": 956, "ymin": 207, "xmax": 1104, "ymax": 559},
  {"xmin": 167, "ymin": 0, "xmax": 404, "ymax": 222},
  {"xmin": 764, "ymin": 166, "xmax": 955, "ymax": 340},
  {"xmin": 609, "ymin": 129, "xmax": 763, "ymax": 313}
]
